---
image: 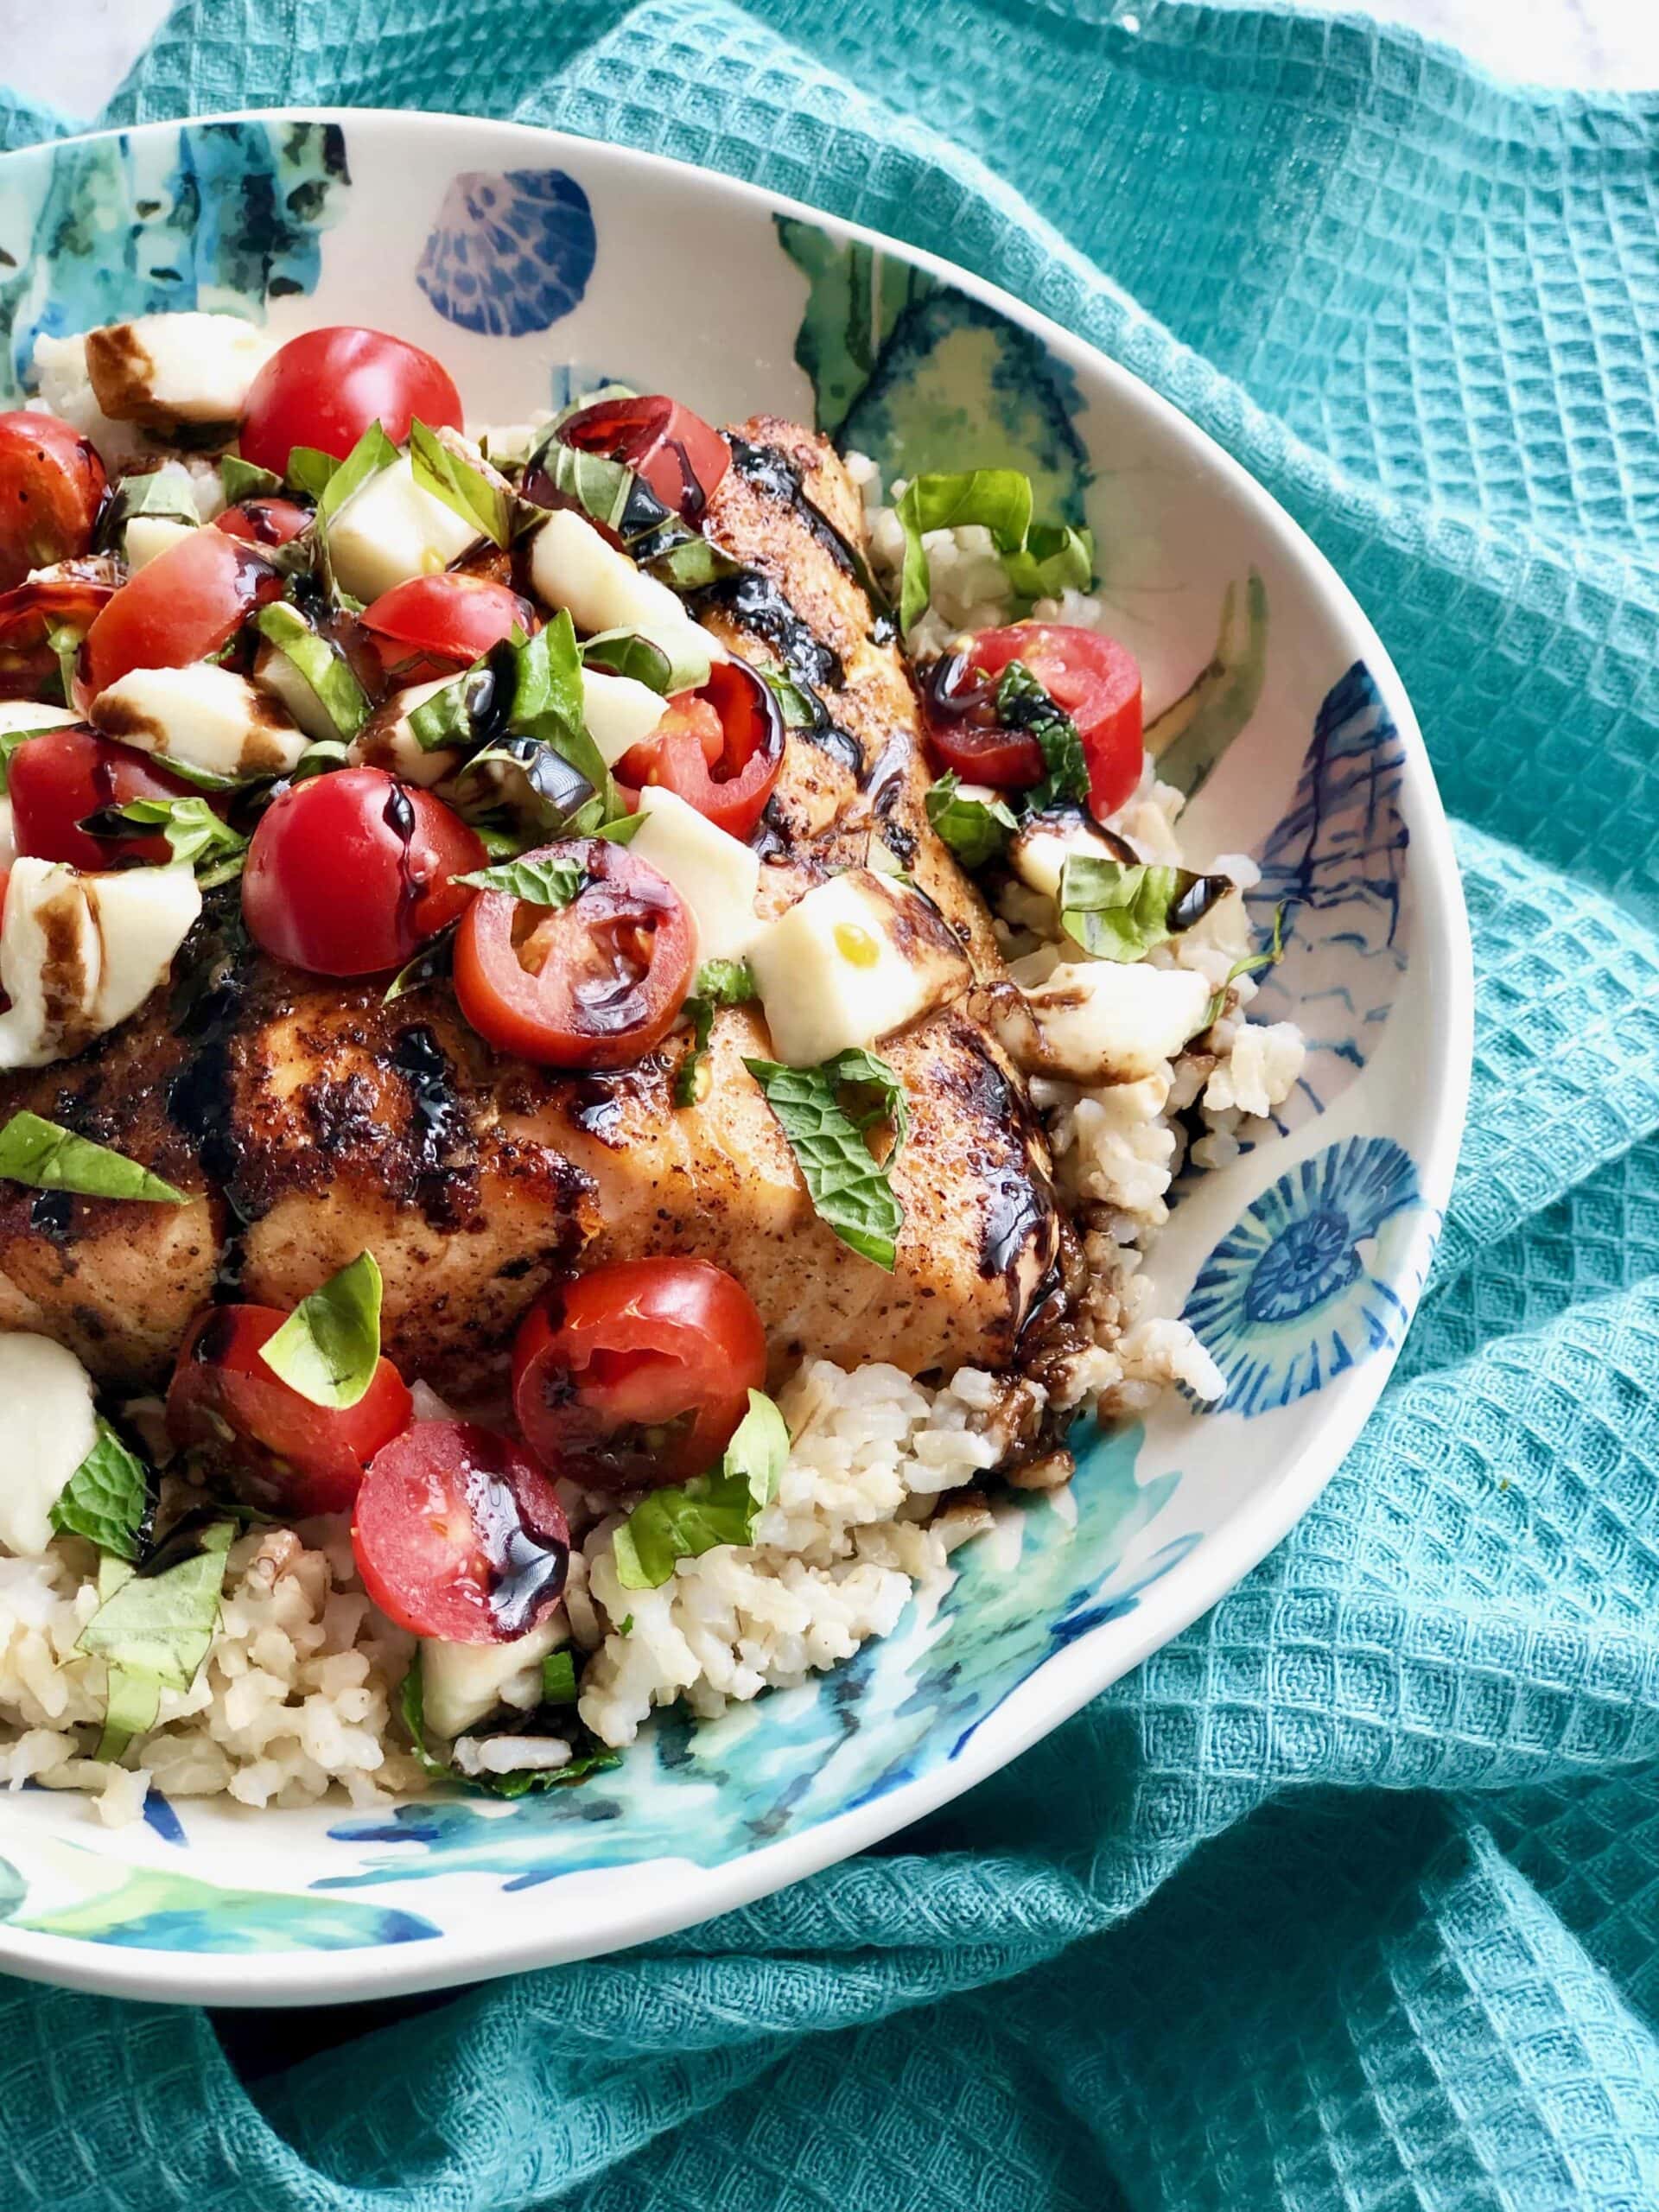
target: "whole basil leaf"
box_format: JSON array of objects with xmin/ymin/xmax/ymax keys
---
[
  {"xmin": 408, "ymin": 417, "xmax": 510, "ymax": 548},
  {"xmin": 255, "ymin": 601, "xmax": 371, "ymax": 740},
  {"xmin": 1058, "ymin": 852, "xmax": 1233, "ymax": 963},
  {"xmin": 258, "ymin": 1250, "xmax": 384, "ymax": 1410},
  {"xmin": 50, "ymin": 1418, "xmax": 152, "ymax": 1560},
  {"xmin": 742, "ymin": 1051, "xmax": 907, "ymax": 1269},
  {"xmin": 612, "ymin": 1389, "xmax": 790, "ymax": 1590},
  {"xmin": 925, "ymin": 772, "xmax": 1018, "ymax": 868},
  {"xmin": 78, "ymin": 1519, "xmax": 233, "ymax": 1692},
  {"xmin": 0, "ymin": 1111, "xmax": 185, "ymax": 1205}
]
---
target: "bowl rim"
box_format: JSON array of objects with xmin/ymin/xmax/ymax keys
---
[{"xmin": 0, "ymin": 105, "xmax": 1473, "ymax": 2007}]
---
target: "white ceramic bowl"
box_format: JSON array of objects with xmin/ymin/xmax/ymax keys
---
[{"xmin": 0, "ymin": 108, "xmax": 1470, "ymax": 2005}]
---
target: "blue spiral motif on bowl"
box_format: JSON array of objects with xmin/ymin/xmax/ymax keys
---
[
  {"xmin": 417, "ymin": 169, "xmax": 595, "ymax": 337},
  {"xmin": 1182, "ymin": 1137, "xmax": 1424, "ymax": 1414},
  {"xmin": 1244, "ymin": 660, "xmax": 1410, "ymax": 1129}
]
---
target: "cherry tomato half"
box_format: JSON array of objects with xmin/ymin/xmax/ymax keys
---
[
  {"xmin": 166, "ymin": 1303, "xmax": 414, "ymax": 1516},
  {"xmin": 238, "ymin": 327, "xmax": 464, "ymax": 477},
  {"xmin": 352, "ymin": 1421, "xmax": 570, "ymax": 1644},
  {"xmin": 359, "ymin": 574, "xmax": 531, "ymax": 683},
  {"xmin": 10, "ymin": 727, "xmax": 203, "ymax": 871},
  {"xmin": 512, "ymin": 1258, "xmax": 767, "ymax": 1490},
  {"xmin": 0, "ymin": 562, "xmax": 118, "ymax": 699},
  {"xmin": 454, "ymin": 836, "xmax": 693, "ymax": 1069},
  {"xmin": 241, "ymin": 766, "xmax": 484, "ymax": 978},
  {"xmin": 556, "ymin": 395, "xmax": 730, "ymax": 522},
  {"xmin": 214, "ymin": 496, "xmax": 312, "ymax": 548},
  {"xmin": 615, "ymin": 661, "xmax": 785, "ymax": 841},
  {"xmin": 957, "ymin": 622, "xmax": 1144, "ymax": 821},
  {"xmin": 0, "ymin": 413, "xmax": 108, "ymax": 593},
  {"xmin": 79, "ymin": 530, "xmax": 281, "ymax": 702}
]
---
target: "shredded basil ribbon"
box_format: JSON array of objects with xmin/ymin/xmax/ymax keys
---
[
  {"xmin": 1205, "ymin": 903, "xmax": 1288, "ymax": 1028},
  {"xmin": 79, "ymin": 793, "xmax": 249, "ymax": 887},
  {"xmin": 408, "ymin": 417, "xmax": 511, "ymax": 548},
  {"xmin": 743, "ymin": 1049, "xmax": 909, "ymax": 1269},
  {"xmin": 255, "ymin": 600, "xmax": 371, "ymax": 741},
  {"xmin": 399, "ymin": 1649, "xmax": 620, "ymax": 1797},
  {"xmin": 612, "ymin": 1390, "xmax": 791, "ymax": 1590},
  {"xmin": 258, "ymin": 1250, "xmax": 385, "ymax": 1411},
  {"xmin": 0, "ymin": 1111, "xmax": 186, "ymax": 1205},
  {"xmin": 675, "ymin": 958, "xmax": 760, "ymax": 1108}
]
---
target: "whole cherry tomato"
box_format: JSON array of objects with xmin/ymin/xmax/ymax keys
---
[
  {"xmin": 238, "ymin": 327, "xmax": 463, "ymax": 476},
  {"xmin": 240, "ymin": 766, "xmax": 485, "ymax": 977},
  {"xmin": 453, "ymin": 836, "xmax": 694, "ymax": 1068},
  {"xmin": 0, "ymin": 413, "xmax": 108, "ymax": 592},
  {"xmin": 166, "ymin": 1302, "xmax": 414, "ymax": 1516},
  {"xmin": 512, "ymin": 1258, "xmax": 767, "ymax": 1490}
]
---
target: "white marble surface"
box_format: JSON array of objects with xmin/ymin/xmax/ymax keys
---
[{"xmin": 0, "ymin": 0, "xmax": 1654, "ymax": 118}]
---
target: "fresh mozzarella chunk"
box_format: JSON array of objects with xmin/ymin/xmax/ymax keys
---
[
  {"xmin": 84, "ymin": 311, "xmax": 275, "ymax": 429},
  {"xmin": 124, "ymin": 514, "xmax": 198, "ymax": 572},
  {"xmin": 0, "ymin": 799, "xmax": 14, "ymax": 872},
  {"xmin": 0, "ymin": 860, "xmax": 102, "ymax": 1069},
  {"xmin": 1010, "ymin": 811, "xmax": 1130, "ymax": 901},
  {"xmin": 748, "ymin": 868, "xmax": 972, "ymax": 1066},
  {"xmin": 0, "ymin": 1335, "xmax": 98, "ymax": 1558},
  {"xmin": 628, "ymin": 785, "xmax": 761, "ymax": 963},
  {"xmin": 327, "ymin": 455, "xmax": 480, "ymax": 603},
  {"xmin": 529, "ymin": 508, "xmax": 716, "ymax": 688},
  {"xmin": 348, "ymin": 677, "xmax": 460, "ymax": 787},
  {"xmin": 581, "ymin": 668, "xmax": 666, "ymax": 766},
  {"xmin": 83, "ymin": 866, "xmax": 202, "ymax": 1031},
  {"xmin": 0, "ymin": 701, "xmax": 77, "ymax": 739},
  {"xmin": 91, "ymin": 663, "xmax": 308, "ymax": 782},
  {"xmin": 421, "ymin": 1615, "xmax": 565, "ymax": 1741},
  {"xmin": 1013, "ymin": 958, "xmax": 1211, "ymax": 1083}
]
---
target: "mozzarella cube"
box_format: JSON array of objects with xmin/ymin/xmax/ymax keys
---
[
  {"xmin": 84, "ymin": 311, "xmax": 276, "ymax": 428},
  {"xmin": 0, "ymin": 1335, "xmax": 99, "ymax": 1558},
  {"xmin": 581, "ymin": 667, "xmax": 666, "ymax": 766},
  {"xmin": 0, "ymin": 860, "xmax": 102, "ymax": 1069},
  {"xmin": 83, "ymin": 866, "xmax": 202, "ymax": 1031},
  {"xmin": 747, "ymin": 869, "xmax": 972, "ymax": 1066},
  {"xmin": 529, "ymin": 508, "xmax": 716, "ymax": 688},
  {"xmin": 1010, "ymin": 812, "xmax": 1130, "ymax": 901},
  {"xmin": 92, "ymin": 663, "xmax": 308, "ymax": 782},
  {"xmin": 628, "ymin": 785, "xmax": 761, "ymax": 963},
  {"xmin": 1018, "ymin": 958, "xmax": 1212, "ymax": 1083},
  {"xmin": 348, "ymin": 676, "xmax": 461, "ymax": 787},
  {"xmin": 124, "ymin": 515, "xmax": 198, "ymax": 572},
  {"xmin": 421, "ymin": 1615, "xmax": 565, "ymax": 1741},
  {"xmin": 327, "ymin": 455, "xmax": 480, "ymax": 603},
  {"xmin": 0, "ymin": 701, "xmax": 77, "ymax": 740}
]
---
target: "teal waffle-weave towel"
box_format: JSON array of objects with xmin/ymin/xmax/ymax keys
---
[{"xmin": 6, "ymin": 3, "xmax": 1659, "ymax": 2207}]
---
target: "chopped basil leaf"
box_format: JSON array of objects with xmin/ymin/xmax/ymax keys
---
[
  {"xmin": 408, "ymin": 416, "xmax": 510, "ymax": 548},
  {"xmin": 0, "ymin": 1111, "xmax": 186, "ymax": 1205},
  {"xmin": 536, "ymin": 441, "xmax": 634, "ymax": 534},
  {"xmin": 0, "ymin": 719, "xmax": 67, "ymax": 796},
  {"xmin": 616, "ymin": 1614, "xmax": 633, "ymax": 1637},
  {"xmin": 78, "ymin": 1518, "xmax": 233, "ymax": 1692},
  {"xmin": 894, "ymin": 471, "xmax": 1096, "ymax": 635},
  {"xmin": 1205, "ymin": 902, "xmax": 1287, "ymax": 1028},
  {"xmin": 79, "ymin": 794, "xmax": 248, "ymax": 887},
  {"xmin": 50, "ymin": 1418, "xmax": 152, "ymax": 1560},
  {"xmin": 399, "ymin": 1649, "xmax": 620, "ymax": 1796},
  {"xmin": 505, "ymin": 610, "xmax": 620, "ymax": 831},
  {"xmin": 542, "ymin": 1649, "xmax": 578, "ymax": 1707},
  {"xmin": 579, "ymin": 629, "xmax": 673, "ymax": 693},
  {"xmin": 284, "ymin": 445, "xmax": 340, "ymax": 502},
  {"xmin": 98, "ymin": 1655, "xmax": 161, "ymax": 1763},
  {"xmin": 220, "ymin": 454, "xmax": 283, "ymax": 504},
  {"xmin": 408, "ymin": 666, "xmax": 486, "ymax": 753},
  {"xmin": 258, "ymin": 1250, "xmax": 384, "ymax": 1411},
  {"xmin": 457, "ymin": 852, "xmax": 588, "ymax": 906},
  {"xmin": 384, "ymin": 921, "xmax": 457, "ymax": 1005},
  {"xmin": 759, "ymin": 668, "xmax": 820, "ymax": 728},
  {"xmin": 1058, "ymin": 852, "xmax": 1233, "ymax": 963},
  {"xmin": 290, "ymin": 423, "xmax": 397, "ymax": 608},
  {"xmin": 644, "ymin": 536, "xmax": 743, "ymax": 593},
  {"xmin": 105, "ymin": 468, "xmax": 200, "ymax": 547},
  {"xmin": 925, "ymin": 772, "xmax": 1018, "ymax": 868},
  {"xmin": 993, "ymin": 661, "xmax": 1090, "ymax": 812},
  {"xmin": 743, "ymin": 1049, "xmax": 907, "ymax": 1269},
  {"xmin": 293, "ymin": 737, "xmax": 352, "ymax": 781},
  {"xmin": 612, "ymin": 1390, "xmax": 790, "ymax": 1590},
  {"xmin": 675, "ymin": 958, "xmax": 759, "ymax": 1108},
  {"xmin": 255, "ymin": 601, "xmax": 371, "ymax": 740},
  {"xmin": 594, "ymin": 810, "xmax": 647, "ymax": 845}
]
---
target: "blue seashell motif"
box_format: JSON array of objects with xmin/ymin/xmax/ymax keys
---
[
  {"xmin": 1244, "ymin": 661, "xmax": 1410, "ymax": 1129},
  {"xmin": 1182, "ymin": 1137, "xmax": 1424, "ymax": 1415},
  {"xmin": 417, "ymin": 169, "xmax": 595, "ymax": 338}
]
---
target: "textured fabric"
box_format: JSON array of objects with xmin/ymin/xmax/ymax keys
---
[{"xmin": 5, "ymin": 4, "xmax": 1659, "ymax": 2207}]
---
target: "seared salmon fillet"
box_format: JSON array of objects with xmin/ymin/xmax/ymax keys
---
[{"xmin": 0, "ymin": 419, "xmax": 1063, "ymax": 1390}]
